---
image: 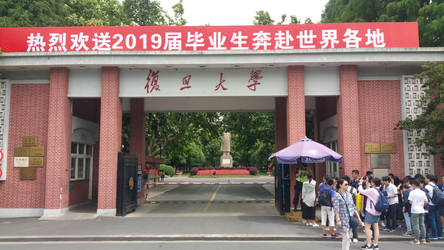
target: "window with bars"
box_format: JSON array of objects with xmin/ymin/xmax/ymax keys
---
[{"xmin": 70, "ymin": 142, "xmax": 93, "ymax": 181}]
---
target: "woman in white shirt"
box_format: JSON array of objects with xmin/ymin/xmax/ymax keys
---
[{"xmin": 302, "ymin": 173, "xmax": 318, "ymax": 227}]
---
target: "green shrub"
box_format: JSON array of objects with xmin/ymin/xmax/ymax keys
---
[{"xmin": 160, "ymin": 164, "xmax": 175, "ymax": 176}]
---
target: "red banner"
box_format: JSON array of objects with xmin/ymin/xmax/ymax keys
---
[{"xmin": 0, "ymin": 22, "xmax": 418, "ymax": 53}]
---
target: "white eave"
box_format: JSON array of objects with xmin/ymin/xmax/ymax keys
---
[{"xmin": 0, "ymin": 47, "xmax": 443, "ymax": 69}]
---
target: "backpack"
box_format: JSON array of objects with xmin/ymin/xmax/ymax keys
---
[
  {"xmin": 374, "ymin": 188, "xmax": 389, "ymax": 213},
  {"xmin": 403, "ymin": 188, "xmax": 412, "ymax": 213},
  {"xmin": 421, "ymin": 187, "xmax": 431, "ymax": 210},
  {"xmin": 318, "ymin": 187, "xmax": 331, "ymax": 206},
  {"xmin": 430, "ymin": 184, "xmax": 444, "ymax": 206},
  {"xmin": 348, "ymin": 186, "xmax": 357, "ymax": 204}
]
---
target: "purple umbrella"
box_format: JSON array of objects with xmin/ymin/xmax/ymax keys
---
[{"xmin": 269, "ymin": 137, "xmax": 342, "ymax": 164}]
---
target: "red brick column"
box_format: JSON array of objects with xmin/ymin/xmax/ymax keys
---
[
  {"xmin": 97, "ymin": 67, "xmax": 122, "ymax": 216},
  {"xmin": 274, "ymin": 97, "xmax": 287, "ymax": 151},
  {"xmin": 44, "ymin": 68, "xmax": 72, "ymax": 216},
  {"xmin": 287, "ymin": 66, "xmax": 306, "ymax": 209},
  {"xmin": 129, "ymin": 98, "xmax": 146, "ymax": 205},
  {"xmin": 337, "ymin": 65, "xmax": 361, "ymax": 177}
]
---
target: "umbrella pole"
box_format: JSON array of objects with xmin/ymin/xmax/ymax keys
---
[{"xmin": 281, "ymin": 164, "xmax": 285, "ymax": 210}]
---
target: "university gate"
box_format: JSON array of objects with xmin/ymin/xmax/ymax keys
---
[{"xmin": 0, "ymin": 22, "xmax": 443, "ymax": 217}]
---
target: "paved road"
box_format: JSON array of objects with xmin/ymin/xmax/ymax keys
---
[
  {"xmin": 0, "ymin": 183, "xmax": 421, "ymax": 244},
  {"xmin": 1, "ymin": 241, "xmax": 443, "ymax": 250},
  {"xmin": 129, "ymin": 184, "xmax": 277, "ymax": 217}
]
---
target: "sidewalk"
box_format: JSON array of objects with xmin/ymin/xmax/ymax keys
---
[{"xmin": 0, "ymin": 214, "xmax": 414, "ymax": 242}]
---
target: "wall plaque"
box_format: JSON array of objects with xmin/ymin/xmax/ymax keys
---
[
  {"xmin": 14, "ymin": 147, "xmax": 30, "ymax": 157},
  {"xmin": 20, "ymin": 168, "xmax": 36, "ymax": 180},
  {"xmin": 29, "ymin": 147, "xmax": 44, "ymax": 157},
  {"xmin": 370, "ymin": 154, "xmax": 391, "ymax": 169},
  {"xmin": 29, "ymin": 157, "xmax": 44, "ymax": 167},
  {"xmin": 14, "ymin": 157, "xmax": 29, "ymax": 167},
  {"xmin": 365, "ymin": 143, "xmax": 381, "ymax": 154},
  {"xmin": 381, "ymin": 143, "xmax": 396, "ymax": 154},
  {"xmin": 22, "ymin": 136, "xmax": 38, "ymax": 147}
]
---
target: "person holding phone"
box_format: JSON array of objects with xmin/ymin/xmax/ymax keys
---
[{"xmin": 359, "ymin": 176, "xmax": 382, "ymax": 250}]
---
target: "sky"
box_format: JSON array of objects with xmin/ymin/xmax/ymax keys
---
[{"xmin": 153, "ymin": 0, "xmax": 329, "ymax": 26}]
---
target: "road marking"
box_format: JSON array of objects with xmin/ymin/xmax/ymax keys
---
[{"xmin": 203, "ymin": 185, "xmax": 221, "ymax": 212}]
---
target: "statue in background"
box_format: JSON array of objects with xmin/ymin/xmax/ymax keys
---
[{"xmin": 220, "ymin": 132, "xmax": 233, "ymax": 167}]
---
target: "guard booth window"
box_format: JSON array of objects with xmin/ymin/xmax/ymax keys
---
[
  {"xmin": 326, "ymin": 141, "xmax": 339, "ymax": 178},
  {"xmin": 70, "ymin": 143, "xmax": 93, "ymax": 181}
]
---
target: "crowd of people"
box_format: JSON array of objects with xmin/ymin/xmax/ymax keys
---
[{"xmin": 295, "ymin": 170, "xmax": 444, "ymax": 250}]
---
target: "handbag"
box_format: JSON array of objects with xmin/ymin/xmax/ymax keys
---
[{"xmin": 338, "ymin": 191, "xmax": 358, "ymax": 229}]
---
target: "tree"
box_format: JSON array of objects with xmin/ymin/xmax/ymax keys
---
[
  {"xmin": 254, "ymin": 10, "xmax": 274, "ymax": 25},
  {"xmin": 170, "ymin": 0, "xmax": 186, "ymax": 26},
  {"xmin": 254, "ymin": 10, "xmax": 303, "ymax": 25},
  {"xmin": 122, "ymin": 0, "xmax": 187, "ymax": 26},
  {"xmin": 201, "ymin": 137, "xmax": 221, "ymax": 167},
  {"xmin": 0, "ymin": 0, "xmax": 131, "ymax": 27},
  {"xmin": 222, "ymin": 112, "xmax": 275, "ymax": 171},
  {"xmin": 135, "ymin": 112, "xmax": 221, "ymax": 157},
  {"xmin": 166, "ymin": 140, "xmax": 206, "ymax": 171},
  {"xmin": 0, "ymin": 0, "xmax": 68, "ymax": 27},
  {"xmin": 66, "ymin": 0, "xmax": 127, "ymax": 26},
  {"xmin": 277, "ymin": 14, "xmax": 287, "ymax": 25},
  {"xmin": 122, "ymin": 0, "xmax": 168, "ymax": 26},
  {"xmin": 396, "ymin": 62, "xmax": 444, "ymax": 166},
  {"xmin": 416, "ymin": 1, "xmax": 444, "ymax": 47},
  {"xmin": 290, "ymin": 15, "xmax": 300, "ymax": 24},
  {"xmin": 304, "ymin": 17, "xmax": 314, "ymax": 24},
  {"xmin": 321, "ymin": 0, "xmax": 444, "ymax": 47},
  {"xmin": 123, "ymin": 112, "xmax": 222, "ymax": 171}
]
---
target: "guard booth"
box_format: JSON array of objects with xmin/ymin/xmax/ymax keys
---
[
  {"xmin": 116, "ymin": 152, "xmax": 138, "ymax": 216},
  {"xmin": 274, "ymin": 164, "xmax": 290, "ymax": 215}
]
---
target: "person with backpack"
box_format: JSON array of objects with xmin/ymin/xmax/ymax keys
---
[
  {"xmin": 319, "ymin": 177, "xmax": 337, "ymax": 237},
  {"xmin": 409, "ymin": 179, "xmax": 429, "ymax": 245},
  {"xmin": 425, "ymin": 174, "xmax": 443, "ymax": 240},
  {"xmin": 319, "ymin": 176, "xmax": 327, "ymax": 191},
  {"xmin": 401, "ymin": 177, "xmax": 414, "ymax": 237},
  {"xmin": 359, "ymin": 177, "xmax": 384, "ymax": 250}
]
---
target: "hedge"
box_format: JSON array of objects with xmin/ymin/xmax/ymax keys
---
[
  {"xmin": 190, "ymin": 166, "xmax": 258, "ymax": 176},
  {"xmin": 160, "ymin": 164, "xmax": 175, "ymax": 176}
]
